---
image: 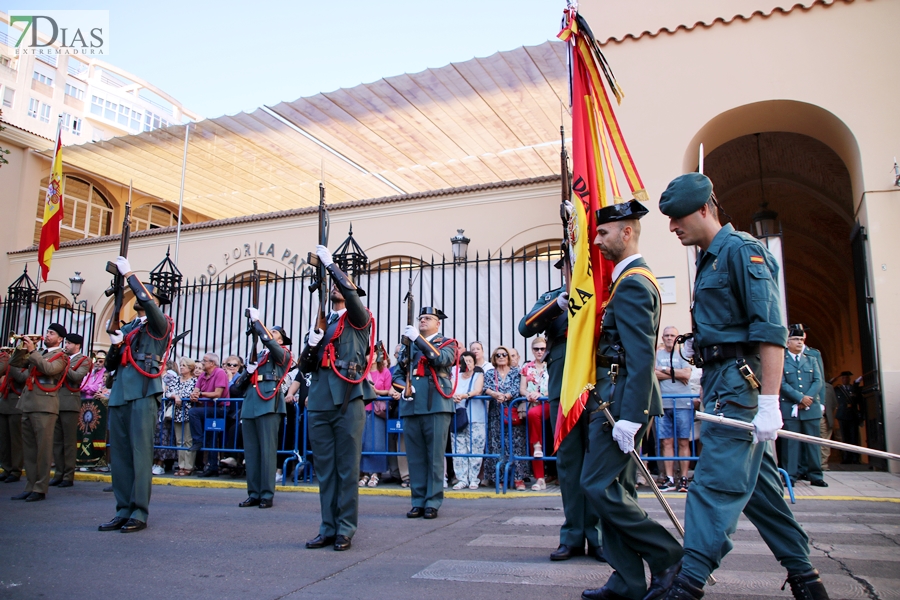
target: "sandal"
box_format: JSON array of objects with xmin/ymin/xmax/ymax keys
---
[
  {"xmin": 367, "ymin": 473, "xmax": 379, "ymax": 487},
  {"xmin": 400, "ymin": 479, "xmax": 409, "ymax": 488},
  {"xmin": 515, "ymin": 480, "xmax": 526, "ymax": 491},
  {"xmin": 531, "ymin": 478, "xmax": 546, "ymax": 491},
  {"xmin": 533, "ymin": 442, "xmax": 544, "ymax": 459},
  {"xmin": 452, "ymin": 481, "xmax": 467, "ymax": 490},
  {"xmin": 359, "ymin": 475, "xmax": 369, "ymax": 487},
  {"xmin": 468, "ymin": 483, "xmax": 479, "ymax": 490}
]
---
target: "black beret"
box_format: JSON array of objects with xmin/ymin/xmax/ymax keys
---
[
  {"xmin": 659, "ymin": 173, "xmax": 714, "ymax": 218},
  {"xmin": 48, "ymin": 323, "xmax": 67, "ymax": 338},
  {"xmin": 595, "ymin": 199, "xmax": 649, "ymax": 225},
  {"xmin": 65, "ymin": 333, "xmax": 84, "ymax": 345}
]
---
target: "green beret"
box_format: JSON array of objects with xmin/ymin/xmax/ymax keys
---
[{"xmin": 658, "ymin": 173, "xmax": 713, "ymax": 218}]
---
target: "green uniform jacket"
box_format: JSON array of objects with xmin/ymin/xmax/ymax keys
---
[
  {"xmin": 804, "ymin": 346, "xmax": 825, "ymax": 401},
  {"xmin": 241, "ymin": 322, "xmax": 290, "ymax": 419},
  {"xmin": 1, "ymin": 364, "xmax": 26, "ymax": 415},
  {"xmin": 780, "ymin": 350, "xmax": 823, "ymax": 421},
  {"xmin": 16, "ymin": 349, "xmax": 68, "ymax": 414},
  {"xmin": 518, "ymin": 285, "xmax": 567, "ymax": 401},
  {"xmin": 59, "ymin": 353, "xmax": 91, "ymax": 412},
  {"xmin": 392, "ymin": 334, "xmax": 458, "ymax": 416},
  {"xmin": 108, "ymin": 276, "xmax": 171, "ymax": 406},
  {"xmin": 596, "ymin": 258, "xmax": 662, "ymax": 423}
]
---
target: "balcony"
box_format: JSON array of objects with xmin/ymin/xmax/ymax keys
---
[
  {"xmin": 31, "ymin": 78, "xmax": 53, "ymax": 97},
  {"xmin": 64, "ymin": 94, "xmax": 84, "ymax": 111}
]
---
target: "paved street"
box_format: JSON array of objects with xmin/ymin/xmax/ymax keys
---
[{"xmin": 1, "ymin": 472, "xmax": 898, "ymax": 599}]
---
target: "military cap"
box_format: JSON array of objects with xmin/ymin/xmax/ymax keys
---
[
  {"xmin": 839, "ymin": 370, "xmax": 853, "ymax": 377},
  {"xmin": 789, "ymin": 323, "xmax": 810, "ymax": 333},
  {"xmin": 595, "ymin": 199, "xmax": 649, "ymax": 225},
  {"xmin": 132, "ymin": 282, "xmax": 170, "ymax": 307},
  {"xmin": 658, "ymin": 173, "xmax": 714, "ymax": 218},
  {"xmin": 271, "ymin": 325, "xmax": 292, "ymax": 346},
  {"xmin": 419, "ymin": 307, "xmax": 447, "ymax": 320},
  {"xmin": 65, "ymin": 333, "xmax": 84, "ymax": 345},
  {"xmin": 788, "ymin": 325, "xmax": 806, "ymax": 338},
  {"xmin": 48, "ymin": 323, "xmax": 67, "ymax": 338}
]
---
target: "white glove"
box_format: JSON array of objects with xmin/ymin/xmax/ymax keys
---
[
  {"xmin": 752, "ymin": 394, "xmax": 782, "ymax": 444},
  {"xmin": 246, "ymin": 306, "xmax": 260, "ymax": 321},
  {"xmin": 564, "ymin": 200, "xmax": 574, "ymax": 217},
  {"xmin": 109, "ymin": 330, "xmax": 124, "ymax": 345},
  {"xmin": 307, "ymin": 328, "xmax": 324, "ymax": 347},
  {"xmin": 611, "ymin": 419, "xmax": 642, "ymax": 454},
  {"xmin": 246, "ymin": 362, "xmax": 258, "ymax": 374},
  {"xmin": 115, "ymin": 256, "xmax": 131, "ymax": 276},
  {"xmin": 316, "ymin": 245, "xmax": 334, "ymax": 268},
  {"xmin": 556, "ymin": 292, "xmax": 569, "ymax": 310},
  {"xmin": 404, "ymin": 324, "xmax": 420, "ymax": 342},
  {"xmin": 682, "ymin": 337, "xmax": 695, "ymax": 359},
  {"xmin": 790, "ymin": 404, "xmax": 799, "ymax": 419}
]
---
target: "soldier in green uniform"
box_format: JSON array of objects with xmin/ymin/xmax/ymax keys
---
[
  {"xmin": 579, "ymin": 200, "xmax": 683, "ymax": 600},
  {"xmin": 99, "ymin": 256, "xmax": 174, "ymax": 533},
  {"xmin": 50, "ymin": 333, "xmax": 91, "ymax": 488},
  {"xmin": 791, "ymin": 325, "xmax": 827, "ymax": 477},
  {"xmin": 11, "ymin": 324, "xmax": 69, "ymax": 503},
  {"xmin": 390, "ymin": 307, "xmax": 459, "ymax": 520},
  {"xmin": 237, "ymin": 311, "xmax": 291, "ymax": 509},
  {"xmin": 781, "ymin": 326, "xmax": 826, "ymax": 486},
  {"xmin": 518, "ymin": 284, "xmax": 604, "ymax": 562},
  {"xmin": 300, "ymin": 245, "xmax": 374, "ymax": 552},
  {"xmin": 659, "ymin": 173, "xmax": 828, "ymax": 600},
  {"xmin": 0, "ymin": 351, "xmax": 25, "ymax": 483}
]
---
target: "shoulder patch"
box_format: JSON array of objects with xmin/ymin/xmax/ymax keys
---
[{"xmin": 750, "ymin": 255, "xmax": 764, "ymax": 264}]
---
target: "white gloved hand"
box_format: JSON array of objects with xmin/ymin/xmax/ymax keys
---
[
  {"xmin": 246, "ymin": 362, "xmax": 258, "ymax": 374},
  {"xmin": 247, "ymin": 306, "xmax": 260, "ymax": 322},
  {"xmin": 316, "ymin": 245, "xmax": 334, "ymax": 268},
  {"xmin": 109, "ymin": 330, "xmax": 124, "ymax": 345},
  {"xmin": 682, "ymin": 337, "xmax": 695, "ymax": 359},
  {"xmin": 752, "ymin": 394, "xmax": 782, "ymax": 443},
  {"xmin": 404, "ymin": 324, "xmax": 420, "ymax": 342},
  {"xmin": 556, "ymin": 292, "xmax": 570, "ymax": 310},
  {"xmin": 611, "ymin": 419, "xmax": 642, "ymax": 454},
  {"xmin": 115, "ymin": 256, "xmax": 131, "ymax": 276},
  {"xmin": 564, "ymin": 200, "xmax": 574, "ymax": 217},
  {"xmin": 307, "ymin": 328, "xmax": 324, "ymax": 347},
  {"xmin": 790, "ymin": 404, "xmax": 799, "ymax": 419}
]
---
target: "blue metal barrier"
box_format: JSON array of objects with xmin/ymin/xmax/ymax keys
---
[{"xmin": 503, "ymin": 396, "xmax": 555, "ymax": 494}]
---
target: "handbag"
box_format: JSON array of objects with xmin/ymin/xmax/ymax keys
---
[
  {"xmin": 162, "ymin": 401, "xmax": 174, "ymax": 421},
  {"xmin": 503, "ymin": 404, "xmax": 524, "ymax": 426},
  {"xmin": 453, "ymin": 375, "xmax": 475, "ymax": 433}
]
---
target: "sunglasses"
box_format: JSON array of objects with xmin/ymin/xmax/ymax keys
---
[
  {"xmin": 532, "ymin": 347, "xmax": 546, "ymax": 351},
  {"xmin": 495, "ymin": 353, "xmax": 508, "ymax": 358},
  {"xmin": 224, "ymin": 363, "xmax": 240, "ymax": 368}
]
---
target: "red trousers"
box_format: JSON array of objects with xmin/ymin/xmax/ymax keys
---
[{"xmin": 527, "ymin": 402, "xmax": 551, "ymax": 478}]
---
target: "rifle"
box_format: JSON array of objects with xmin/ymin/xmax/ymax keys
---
[
  {"xmin": 307, "ymin": 182, "xmax": 329, "ymax": 334},
  {"xmin": 400, "ymin": 277, "xmax": 415, "ymax": 397},
  {"xmin": 244, "ymin": 259, "xmax": 260, "ymax": 363},
  {"xmin": 559, "ymin": 125, "xmax": 573, "ymax": 294},
  {"xmin": 105, "ymin": 192, "xmax": 132, "ymax": 334}
]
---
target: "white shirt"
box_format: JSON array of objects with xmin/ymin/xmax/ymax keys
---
[
  {"xmin": 611, "ymin": 253, "xmax": 643, "ymax": 282},
  {"xmin": 788, "ymin": 350, "xmax": 802, "ymax": 363}
]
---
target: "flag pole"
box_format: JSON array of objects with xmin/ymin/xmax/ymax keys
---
[{"xmin": 174, "ymin": 123, "xmax": 190, "ymax": 267}]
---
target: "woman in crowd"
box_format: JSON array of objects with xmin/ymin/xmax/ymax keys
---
[
  {"xmin": 520, "ymin": 336, "xmax": 550, "ymax": 490},
  {"xmin": 152, "ymin": 360, "xmax": 180, "ymax": 475},
  {"xmin": 360, "ymin": 343, "xmax": 391, "ymax": 488},
  {"xmin": 167, "ymin": 357, "xmax": 198, "ymax": 476},
  {"xmin": 450, "ymin": 351, "xmax": 485, "ymax": 490},
  {"xmin": 482, "ymin": 346, "xmax": 527, "ymax": 490}
]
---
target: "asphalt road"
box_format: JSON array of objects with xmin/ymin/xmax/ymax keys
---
[{"xmin": 2, "ymin": 482, "xmax": 898, "ymax": 599}]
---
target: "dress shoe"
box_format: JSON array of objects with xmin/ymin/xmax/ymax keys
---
[
  {"xmin": 784, "ymin": 568, "xmax": 828, "ymax": 600},
  {"xmin": 809, "ymin": 479, "xmax": 829, "ymax": 488},
  {"xmin": 120, "ymin": 518, "xmax": 147, "ymax": 532},
  {"xmin": 550, "ymin": 544, "xmax": 585, "ymax": 561},
  {"xmin": 25, "ymin": 492, "xmax": 46, "ymax": 502},
  {"xmin": 11, "ymin": 491, "xmax": 31, "ymax": 500},
  {"xmin": 407, "ymin": 507, "xmax": 424, "ymax": 518},
  {"xmin": 305, "ymin": 534, "xmax": 336, "ymax": 549},
  {"xmin": 333, "ymin": 535, "xmax": 351, "ymax": 551},
  {"xmin": 57, "ymin": 480, "xmax": 73, "ymax": 488},
  {"xmin": 643, "ymin": 559, "xmax": 682, "ymax": 600},
  {"xmin": 2, "ymin": 474, "xmax": 20, "ymax": 483},
  {"xmin": 48, "ymin": 477, "xmax": 63, "ymax": 487},
  {"xmin": 199, "ymin": 468, "xmax": 219, "ymax": 478},
  {"xmin": 238, "ymin": 497, "xmax": 260, "ymax": 507},
  {"xmin": 0, "ymin": 472, "xmax": 7, "ymax": 482},
  {"xmin": 259, "ymin": 498, "xmax": 273, "ymax": 509},
  {"xmin": 588, "ymin": 544, "xmax": 607, "ymax": 563},
  {"xmin": 663, "ymin": 575, "xmax": 705, "ymax": 599},
  {"xmin": 582, "ymin": 584, "xmax": 630, "ymax": 600},
  {"xmin": 99, "ymin": 516, "xmax": 129, "ymax": 531},
  {"xmin": 423, "ymin": 507, "xmax": 438, "ymax": 519}
]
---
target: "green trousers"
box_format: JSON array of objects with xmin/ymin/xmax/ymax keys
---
[
  {"xmin": 21, "ymin": 411, "xmax": 57, "ymax": 494},
  {"xmin": 550, "ymin": 399, "xmax": 602, "ymax": 549},
  {"xmin": 53, "ymin": 410, "xmax": 79, "ymax": 482},
  {"xmin": 308, "ymin": 400, "xmax": 364, "ymax": 538},
  {"xmin": 404, "ymin": 412, "xmax": 451, "ymax": 510},
  {"xmin": 582, "ymin": 418, "xmax": 683, "ymax": 600},
  {"xmin": 783, "ymin": 417, "xmax": 823, "ymax": 482},
  {"xmin": 0, "ymin": 412, "xmax": 23, "ymax": 477},
  {"xmin": 109, "ymin": 396, "xmax": 158, "ymax": 522},
  {"xmin": 243, "ymin": 413, "xmax": 281, "ymax": 500}
]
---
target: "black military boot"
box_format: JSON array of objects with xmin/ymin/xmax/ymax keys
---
[
  {"xmin": 783, "ymin": 569, "xmax": 830, "ymax": 600},
  {"xmin": 662, "ymin": 575, "xmax": 704, "ymax": 599}
]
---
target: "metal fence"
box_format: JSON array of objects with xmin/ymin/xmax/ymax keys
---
[{"xmin": 0, "ymin": 298, "xmax": 96, "ymax": 354}]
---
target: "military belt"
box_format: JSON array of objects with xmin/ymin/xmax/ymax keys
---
[
  {"xmin": 256, "ymin": 373, "xmax": 280, "ymax": 382},
  {"xmin": 133, "ymin": 352, "xmax": 163, "ymax": 363},
  {"xmin": 697, "ymin": 342, "xmax": 759, "ymax": 365},
  {"xmin": 596, "ymin": 355, "xmax": 624, "ymax": 369}
]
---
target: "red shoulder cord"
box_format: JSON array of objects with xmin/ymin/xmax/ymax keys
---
[
  {"xmin": 63, "ymin": 355, "xmax": 90, "ymax": 392},
  {"xmin": 1, "ymin": 370, "xmax": 23, "ymax": 397},
  {"xmin": 251, "ymin": 346, "xmax": 293, "ymax": 401},
  {"xmin": 121, "ymin": 315, "xmax": 175, "ymax": 379},
  {"xmin": 414, "ymin": 338, "xmax": 461, "ymax": 400},
  {"xmin": 321, "ymin": 310, "xmax": 377, "ymax": 385},
  {"xmin": 28, "ymin": 353, "xmax": 70, "ymax": 392}
]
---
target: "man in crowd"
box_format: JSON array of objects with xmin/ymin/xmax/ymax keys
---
[
  {"xmin": 834, "ymin": 371, "xmax": 863, "ymax": 464},
  {"xmin": 0, "ymin": 348, "xmax": 25, "ymax": 483},
  {"xmin": 300, "ymin": 245, "xmax": 374, "ymax": 552},
  {"xmin": 11, "ymin": 324, "xmax": 69, "ymax": 503},
  {"xmin": 660, "ymin": 173, "xmax": 828, "ymax": 599},
  {"xmin": 188, "ymin": 353, "xmax": 230, "ymax": 477},
  {"xmin": 391, "ymin": 307, "xmax": 458, "ymax": 520},
  {"xmin": 655, "ymin": 326, "xmax": 695, "ymax": 493},
  {"xmin": 580, "ymin": 200, "xmax": 682, "ymax": 600},
  {"xmin": 780, "ymin": 326, "xmax": 826, "ymax": 487},
  {"xmin": 50, "ymin": 333, "xmax": 91, "ymax": 488}
]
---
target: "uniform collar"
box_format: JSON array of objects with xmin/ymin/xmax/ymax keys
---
[
  {"xmin": 611, "ymin": 254, "xmax": 642, "ymax": 282},
  {"xmin": 704, "ymin": 223, "xmax": 735, "ymax": 258},
  {"xmin": 788, "ymin": 349, "xmax": 803, "ymax": 361},
  {"xmin": 425, "ymin": 332, "xmax": 439, "ymax": 342},
  {"xmin": 45, "ymin": 346, "xmax": 61, "ymax": 353}
]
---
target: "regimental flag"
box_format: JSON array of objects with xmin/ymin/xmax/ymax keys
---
[
  {"xmin": 38, "ymin": 119, "xmax": 64, "ymax": 282},
  {"xmin": 555, "ymin": 8, "xmax": 648, "ymax": 447}
]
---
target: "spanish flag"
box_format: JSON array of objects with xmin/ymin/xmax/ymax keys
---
[{"xmin": 38, "ymin": 119, "xmax": 64, "ymax": 282}]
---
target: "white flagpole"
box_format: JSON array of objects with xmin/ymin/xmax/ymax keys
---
[
  {"xmin": 698, "ymin": 142, "xmax": 704, "ymax": 174},
  {"xmin": 174, "ymin": 123, "xmax": 190, "ymax": 267}
]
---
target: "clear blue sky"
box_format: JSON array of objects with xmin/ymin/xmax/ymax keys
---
[{"xmin": 9, "ymin": 0, "xmax": 564, "ymax": 119}]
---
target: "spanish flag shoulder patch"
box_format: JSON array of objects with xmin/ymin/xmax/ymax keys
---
[{"xmin": 750, "ymin": 255, "xmax": 765, "ymax": 264}]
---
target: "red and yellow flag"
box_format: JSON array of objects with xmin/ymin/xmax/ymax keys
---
[
  {"xmin": 38, "ymin": 121, "xmax": 64, "ymax": 282},
  {"xmin": 555, "ymin": 8, "xmax": 647, "ymax": 447}
]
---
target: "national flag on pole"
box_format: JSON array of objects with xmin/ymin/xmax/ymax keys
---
[
  {"xmin": 38, "ymin": 118, "xmax": 64, "ymax": 282},
  {"xmin": 555, "ymin": 7, "xmax": 648, "ymax": 447}
]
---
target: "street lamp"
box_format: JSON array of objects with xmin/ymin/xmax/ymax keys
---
[
  {"xmin": 450, "ymin": 229, "xmax": 470, "ymax": 263},
  {"xmin": 69, "ymin": 271, "xmax": 87, "ymax": 309},
  {"xmin": 751, "ymin": 203, "xmax": 780, "ymax": 238}
]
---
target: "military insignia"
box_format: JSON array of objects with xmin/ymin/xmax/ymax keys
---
[
  {"xmin": 79, "ymin": 401, "xmax": 100, "ymax": 435},
  {"xmin": 712, "ymin": 259, "xmax": 717, "ymax": 271},
  {"xmin": 750, "ymin": 255, "xmax": 764, "ymax": 264}
]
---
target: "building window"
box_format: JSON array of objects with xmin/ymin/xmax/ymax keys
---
[
  {"xmin": 0, "ymin": 56, "xmax": 11, "ymax": 68},
  {"xmin": 64, "ymin": 83, "xmax": 85, "ymax": 100},
  {"xmin": 28, "ymin": 97, "xmax": 39, "ymax": 118},
  {"xmin": 117, "ymin": 104, "xmax": 129, "ymax": 126},
  {"xmin": 131, "ymin": 204, "xmax": 179, "ymax": 231},
  {"xmin": 2, "ymin": 87, "xmax": 14, "ymax": 109},
  {"xmin": 39, "ymin": 103, "xmax": 51, "ymax": 123},
  {"xmin": 62, "ymin": 113, "xmax": 82, "ymax": 136},
  {"xmin": 513, "ymin": 239, "xmax": 565, "ymax": 263},
  {"xmin": 130, "ymin": 110, "xmax": 142, "ymax": 131},
  {"xmin": 33, "ymin": 175, "xmax": 113, "ymax": 244},
  {"xmin": 90, "ymin": 95, "xmax": 103, "ymax": 116},
  {"xmin": 32, "ymin": 70, "xmax": 54, "ymax": 87},
  {"xmin": 104, "ymin": 99, "xmax": 116, "ymax": 121}
]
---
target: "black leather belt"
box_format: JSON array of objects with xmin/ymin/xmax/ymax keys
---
[
  {"xmin": 597, "ymin": 355, "xmax": 624, "ymax": 368},
  {"xmin": 697, "ymin": 342, "xmax": 759, "ymax": 365},
  {"xmin": 256, "ymin": 374, "xmax": 280, "ymax": 382},
  {"xmin": 133, "ymin": 353, "xmax": 162, "ymax": 362}
]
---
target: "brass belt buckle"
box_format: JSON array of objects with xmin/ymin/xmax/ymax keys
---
[
  {"xmin": 609, "ymin": 363, "xmax": 619, "ymax": 385},
  {"xmin": 737, "ymin": 361, "xmax": 761, "ymax": 390}
]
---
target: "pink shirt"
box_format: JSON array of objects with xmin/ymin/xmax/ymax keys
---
[
  {"xmin": 80, "ymin": 366, "xmax": 106, "ymax": 397},
  {"xmin": 197, "ymin": 367, "xmax": 230, "ymax": 406},
  {"xmin": 367, "ymin": 367, "xmax": 393, "ymax": 411}
]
